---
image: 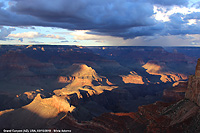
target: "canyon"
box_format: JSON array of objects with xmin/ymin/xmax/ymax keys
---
[{"xmin": 0, "ymin": 45, "xmax": 199, "ymax": 132}]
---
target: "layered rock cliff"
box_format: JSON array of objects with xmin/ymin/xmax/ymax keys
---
[
  {"xmin": 0, "ymin": 94, "xmax": 75, "ymax": 129},
  {"xmin": 54, "ymin": 64, "xmax": 117, "ymax": 99},
  {"xmin": 142, "ymin": 60, "xmax": 187, "ymax": 83},
  {"xmin": 163, "ymin": 81, "xmax": 188, "ymax": 102},
  {"xmin": 52, "ymin": 58, "xmax": 200, "ymax": 132},
  {"xmin": 120, "ymin": 71, "xmax": 144, "ymax": 84},
  {"xmin": 86, "ymin": 58, "xmax": 200, "ymax": 132},
  {"xmin": 0, "ymin": 46, "xmax": 199, "ymax": 132},
  {"xmin": 185, "ymin": 58, "xmax": 200, "ymax": 106}
]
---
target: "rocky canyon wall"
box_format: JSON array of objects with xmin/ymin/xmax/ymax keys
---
[{"xmin": 185, "ymin": 58, "xmax": 200, "ymax": 106}]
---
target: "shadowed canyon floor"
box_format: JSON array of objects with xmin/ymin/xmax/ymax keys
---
[{"xmin": 0, "ymin": 45, "xmax": 199, "ymax": 132}]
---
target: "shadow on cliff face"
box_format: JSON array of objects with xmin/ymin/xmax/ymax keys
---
[
  {"xmin": 0, "ymin": 108, "xmax": 67, "ymax": 129},
  {"xmin": 69, "ymin": 82, "xmax": 173, "ymax": 122},
  {"xmin": 0, "ymin": 93, "xmax": 75, "ymax": 130},
  {"xmin": 0, "ymin": 90, "xmax": 53, "ymax": 111},
  {"xmin": 0, "ymin": 108, "xmax": 111, "ymax": 133},
  {"xmin": 1, "ymin": 89, "xmax": 199, "ymax": 133}
]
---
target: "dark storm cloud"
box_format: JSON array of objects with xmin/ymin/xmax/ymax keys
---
[
  {"xmin": 10, "ymin": 0, "xmax": 155, "ymax": 29},
  {"xmin": 0, "ymin": 0, "xmax": 198, "ymax": 40},
  {"xmin": 165, "ymin": 13, "xmax": 200, "ymax": 35},
  {"xmin": 87, "ymin": 22, "xmax": 165, "ymax": 39},
  {"xmin": 0, "ymin": 2, "xmax": 46, "ymax": 27},
  {"xmin": 4, "ymin": 0, "xmax": 157, "ymax": 38},
  {"xmin": 168, "ymin": 13, "xmax": 187, "ymax": 29}
]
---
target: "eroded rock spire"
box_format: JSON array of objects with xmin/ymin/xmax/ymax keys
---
[
  {"xmin": 195, "ymin": 58, "xmax": 200, "ymax": 77},
  {"xmin": 185, "ymin": 58, "xmax": 200, "ymax": 106}
]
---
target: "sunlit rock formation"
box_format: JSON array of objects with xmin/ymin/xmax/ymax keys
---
[
  {"xmin": 51, "ymin": 58, "xmax": 200, "ymax": 132},
  {"xmin": 120, "ymin": 71, "xmax": 144, "ymax": 84},
  {"xmin": 143, "ymin": 60, "xmax": 187, "ymax": 83},
  {"xmin": 54, "ymin": 64, "xmax": 117, "ymax": 99},
  {"xmin": 0, "ymin": 46, "xmax": 200, "ymax": 132},
  {"xmin": 0, "ymin": 94, "xmax": 75, "ymax": 128},
  {"xmin": 21, "ymin": 89, "xmax": 44, "ymax": 100},
  {"xmin": 86, "ymin": 58, "xmax": 200, "ymax": 132}
]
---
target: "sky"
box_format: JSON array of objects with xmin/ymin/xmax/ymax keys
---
[{"xmin": 0, "ymin": 0, "xmax": 200, "ymax": 46}]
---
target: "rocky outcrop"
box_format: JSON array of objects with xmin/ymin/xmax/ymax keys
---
[
  {"xmin": 54, "ymin": 64, "xmax": 117, "ymax": 99},
  {"xmin": 185, "ymin": 58, "xmax": 200, "ymax": 106},
  {"xmin": 50, "ymin": 101, "xmax": 173, "ymax": 132},
  {"xmin": 0, "ymin": 46, "xmax": 199, "ymax": 130},
  {"xmin": 58, "ymin": 76, "xmax": 75, "ymax": 83},
  {"xmin": 0, "ymin": 94, "xmax": 75, "ymax": 129},
  {"xmin": 0, "ymin": 51, "xmax": 59, "ymax": 94},
  {"xmin": 163, "ymin": 81, "xmax": 188, "ymax": 102},
  {"xmin": 50, "ymin": 58, "xmax": 200, "ymax": 132},
  {"xmin": 86, "ymin": 59, "xmax": 200, "ymax": 132},
  {"xmin": 47, "ymin": 99, "xmax": 200, "ymax": 133},
  {"xmin": 120, "ymin": 71, "xmax": 144, "ymax": 84},
  {"xmin": 143, "ymin": 60, "xmax": 187, "ymax": 83},
  {"xmin": 195, "ymin": 58, "xmax": 200, "ymax": 77}
]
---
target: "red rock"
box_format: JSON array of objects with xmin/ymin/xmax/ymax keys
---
[
  {"xmin": 185, "ymin": 58, "xmax": 200, "ymax": 106},
  {"xmin": 195, "ymin": 58, "xmax": 200, "ymax": 77},
  {"xmin": 163, "ymin": 81, "xmax": 188, "ymax": 102}
]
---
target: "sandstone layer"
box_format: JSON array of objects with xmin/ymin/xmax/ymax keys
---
[{"xmin": 143, "ymin": 60, "xmax": 187, "ymax": 83}]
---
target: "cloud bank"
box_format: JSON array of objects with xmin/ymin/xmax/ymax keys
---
[
  {"xmin": 0, "ymin": 0, "xmax": 199, "ymax": 40},
  {"xmin": 8, "ymin": 31, "xmax": 65, "ymax": 40}
]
